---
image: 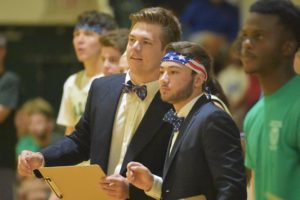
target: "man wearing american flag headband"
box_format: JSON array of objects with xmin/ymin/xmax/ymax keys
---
[
  {"xmin": 161, "ymin": 50, "xmax": 208, "ymax": 81},
  {"xmin": 127, "ymin": 42, "xmax": 246, "ymax": 200}
]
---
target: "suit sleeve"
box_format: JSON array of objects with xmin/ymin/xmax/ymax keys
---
[
  {"xmin": 41, "ymin": 81, "xmax": 95, "ymax": 166},
  {"xmin": 202, "ymin": 110, "xmax": 247, "ymax": 200}
]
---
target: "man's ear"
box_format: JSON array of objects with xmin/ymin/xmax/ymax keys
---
[
  {"xmin": 282, "ymin": 40, "xmax": 298, "ymax": 57},
  {"xmin": 193, "ymin": 73, "xmax": 205, "ymax": 88}
]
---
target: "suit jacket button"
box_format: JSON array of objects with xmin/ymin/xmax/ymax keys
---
[{"xmin": 166, "ymin": 189, "xmax": 170, "ymax": 193}]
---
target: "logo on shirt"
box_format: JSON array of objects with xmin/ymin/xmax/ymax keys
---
[
  {"xmin": 73, "ymin": 102, "xmax": 84, "ymax": 119},
  {"xmin": 269, "ymin": 120, "xmax": 282, "ymax": 151}
]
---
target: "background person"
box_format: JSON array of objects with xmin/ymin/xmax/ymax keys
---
[
  {"xmin": 99, "ymin": 28, "xmax": 129, "ymax": 76},
  {"xmin": 0, "ymin": 34, "xmax": 21, "ymax": 200},
  {"xmin": 239, "ymin": 0, "xmax": 300, "ymax": 199},
  {"xmin": 57, "ymin": 10, "xmax": 117, "ymax": 135}
]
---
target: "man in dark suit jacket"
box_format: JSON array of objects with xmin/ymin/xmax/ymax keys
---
[
  {"xmin": 127, "ymin": 41, "xmax": 247, "ymax": 200},
  {"xmin": 17, "ymin": 7, "xmax": 182, "ymax": 200}
]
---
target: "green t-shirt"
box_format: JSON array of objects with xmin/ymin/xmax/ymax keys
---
[
  {"xmin": 16, "ymin": 135, "xmax": 40, "ymax": 156},
  {"xmin": 244, "ymin": 76, "xmax": 300, "ymax": 200},
  {"xmin": 16, "ymin": 132, "xmax": 63, "ymax": 156}
]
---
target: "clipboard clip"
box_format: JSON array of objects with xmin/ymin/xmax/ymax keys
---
[{"xmin": 45, "ymin": 177, "xmax": 63, "ymax": 199}]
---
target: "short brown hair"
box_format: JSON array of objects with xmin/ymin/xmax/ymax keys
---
[
  {"xmin": 22, "ymin": 98, "xmax": 55, "ymax": 120},
  {"xmin": 76, "ymin": 10, "xmax": 118, "ymax": 34},
  {"xmin": 99, "ymin": 29, "xmax": 129, "ymax": 54},
  {"xmin": 129, "ymin": 7, "xmax": 182, "ymax": 49}
]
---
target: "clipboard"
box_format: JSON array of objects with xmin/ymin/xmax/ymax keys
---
[{"xmin": 33, "ymin": 164, "xmax": 112, "ymax": 200}]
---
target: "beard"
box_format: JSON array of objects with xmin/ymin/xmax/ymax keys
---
[{"xmin": 161, "ymin": 77, "xmax": 194, "ymax": 104}]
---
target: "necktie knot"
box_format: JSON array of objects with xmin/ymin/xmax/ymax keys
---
[
  {"xmin": 163, "ymin": 109, "xmax": 184, "ymax": 132},
  {"xmin": 122, "ymin": 81, "xmax": 147, "ymax": 100}
]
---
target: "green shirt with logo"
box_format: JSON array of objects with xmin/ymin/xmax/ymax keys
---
[{"xmin": 244, "ymin": 76, "xmax": 300, "ymax": 200}]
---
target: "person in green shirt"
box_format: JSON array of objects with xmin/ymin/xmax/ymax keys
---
[
  {"xmin": 16, "ymin": 98, "xmax": 62, "ymax": 155},
  {"xmin": 238, "ymin": 0, "xmax": 300, "ymax": 199}
]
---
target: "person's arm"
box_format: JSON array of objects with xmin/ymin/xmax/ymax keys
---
[
  {"xmin": 0, "ymin": 72, "xmax": 20, "ymax": 123},
  {"xmin": 127, "ymin": 162, "xmax": 162, "ymax": 199},
  {"xmin": 0, "ymin": 104, "xmax": 11, "ymax": 123},
  {"xmin": 65, "ymin": 126, "xmax": 75, "ymax": 135},
  {"xmin": 203, "ymin": 110, "xmax": 247, "ymax": 200},
  {"xmin": 243, "ymin": 110, "xmax": 257, "ymax": 200},
  {"xmin": 247, "ymin": 170, "xmax": 255, "ymax": 200}
]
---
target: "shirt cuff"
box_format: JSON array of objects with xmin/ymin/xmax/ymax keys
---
[{"xmin": 144, "ymin": 175, "xmax": 162, "ymax": 199}]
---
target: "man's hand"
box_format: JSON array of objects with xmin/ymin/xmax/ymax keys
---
[
  {"xmin": 17, "ymin": 150, "xmax": 44, "ymax": 176},
  {"xmin": 99, "ymin": 174, "xmax": 129, "ymax": 200},
  {"xmin": 126, "ymin": 162, "xmax": 154, "ymax": 191}
]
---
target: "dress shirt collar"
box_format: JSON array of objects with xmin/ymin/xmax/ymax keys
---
[{"xmin": 177, "ymin": 93, "xmax": 204, "ymax": 118}]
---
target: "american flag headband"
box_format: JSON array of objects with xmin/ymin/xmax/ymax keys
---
[
  {"xmin": 75, "ymin": 24, "xmax": 104, "ymax": 34},
  {"xmin": 161, "ymin": 51, "xmax": 207, "ymax": 80}
]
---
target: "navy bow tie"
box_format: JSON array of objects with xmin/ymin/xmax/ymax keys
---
[
  {"xmin": 163, "ymin": 109, "xmax": 184, "ymax": 132},
  {"xmin": 122, "ymin": 81, "xmax": 147, "ymax": 100}
]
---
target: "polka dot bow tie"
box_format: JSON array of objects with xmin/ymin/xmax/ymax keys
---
[
  {"xmin": 163, "ymin": 109, "xmax": 185, "ymax": 132},
  {"xmin": 122, "ymin": 80, "xmax": 147, "ymax": 100}
]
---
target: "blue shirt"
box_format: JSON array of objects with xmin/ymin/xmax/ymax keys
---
[{"xmin": 181, "ymin": 0, "xmax": 239, "ymax": 41}]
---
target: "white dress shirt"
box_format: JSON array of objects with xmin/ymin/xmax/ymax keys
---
[{"xmin": 107, "ymin": 72, "xmax": 159, "ymax": 175}]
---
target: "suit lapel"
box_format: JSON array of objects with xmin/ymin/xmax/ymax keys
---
[
  {"xmin": 93, "ymin": 74, "xmax": 126, "ymax": 172},
  {"xmin": 120, "ymin": 92, "xmax": 171, "ymax": 174},
  {"xmin": 163, "ymin": 130, "xmax": 175, "ymax": 169},
  {"xmin": 163, "ymin": 95, "xmax": 209, "ymax": 178}
]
